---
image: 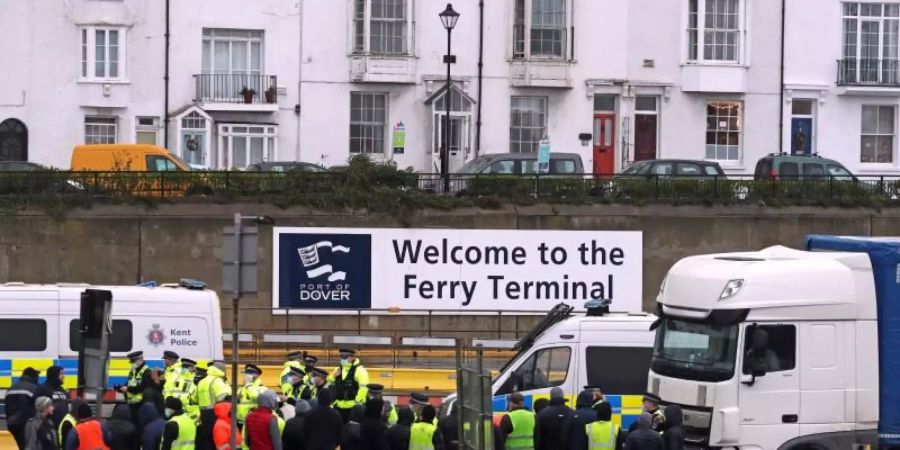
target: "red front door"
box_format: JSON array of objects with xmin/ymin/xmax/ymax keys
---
[{"xmin": 593, "ymin": 113, "xmax": 616, "ymax": 175}]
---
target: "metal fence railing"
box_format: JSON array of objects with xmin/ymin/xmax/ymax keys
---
[
  {"xmin": 2, "ymin": 171, "xmax": 900, "ymax": 205},
  {"xmin": 193, "ymin": 73, "xmax": 278, "ymax": 104},
  {"xmin": 837, "ymin": 58, "xmax": 900, "ymax": 86}
]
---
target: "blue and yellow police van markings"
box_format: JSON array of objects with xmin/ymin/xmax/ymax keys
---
[
  {"xmin": 0, "ymin": 358, "xmax": 166, "ymax": 390},
  {"xmin": 491, "ymin": 393, "xmax": 644, "ymax": 430}
]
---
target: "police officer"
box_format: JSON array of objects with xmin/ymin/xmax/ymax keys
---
[
  {"xmin": 303, "ymin": 367, "xmax": 332, "ymax": 401},
  {"xmin": 498, "ymin": 393, "xmax": 536, "ymax": 450},
  {"xmin": 409, "ymin": 393, "xmax": 437, "ymax": 426},
  {"xmin": 119, "ymin": 351, "xmax": 153, "ymax": 421},
  {"xmin": 165, "ymin": 358, "xmax": 199, "ymax": 423},
  {"xmin": 158, "ymin": 350, "xmax": 181, "ymax": 391},
  {"xmin": 194, "ymin": 360, "xmax": 208, "ymax": 385},
  {"xmin": 237, "ymin": 364, "xmax": 267, "ymax": 426},
  {"xmin": 367, "ymin": 383, "xmax": 398, "ymax": 426},
  {"xmin": 280, "ymin": 351, "xmax": 304, "ymax": 397},
  {"xmin": 194, "ymin": 360, "xmax": 231, "ymax": 450},
  {"xmin": 642, "ymin": 392, "xmax": 665, "ymax": 433},
  {"xmin": 161, "ymin": 397, "xmax": 196, "ymax": 450},
  {"xmin": 282, "ymin": 365, "xmax": 306, "ymax": 404},
  {"xmin": 585, "ymin": 402, "xmax": 623, "ymax": 450},
  {"xmin": 332, "ymin": 348, "xmax": 369, "ymax": 424},
  {"xmin": 409, "ymin": 404, "xmax": 442, "ymax": 450},
  {"xmin": 585, "ymin": 385, "xmax": 605, "ymax": 409}
]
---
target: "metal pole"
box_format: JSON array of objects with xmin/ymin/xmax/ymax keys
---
[
  {"xmin": 476, "ymin": 344, "xmax": 485, "ymax": 450},
  {"xmin": 443, "ymin": 27, "xmax": 452, "ymax": 193},
  {"xmin": 455, "ymin": 339, "xmax": 465, "ymax": 450},
  {"xmin": 230, "ymin": 213, "xmax": 241, "ymax": 450}
]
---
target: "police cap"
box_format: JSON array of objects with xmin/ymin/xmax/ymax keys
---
[
  {"xmin": 643, "ymin": 392, "xmax": 662, "ymax": 404},
  {"xmin": 303, "ymin": 355, "xmax": 318, "ymax": 364},
  {"xmin": 409, "ymin": 393, "xmax": 429, "ymax": 405},
  {"xmin": 368, "ymin": 383, "xmax": 385, "ymax": 394},
  {"xmin": 311, "ymin": 368, "xmax": 329, "ymax": 378},
  {"xmin": 287, "ymin": 351, "xmax": 304, "ymax": 360},
  {"xmin": 244, "ymin": 364, "xmax": 262, "ymax": 375},
  {"xmin": 338, "ymin": 348, "xmax": 357, "ymax": 356},
  {"xmin": 289, "ymin": 366, "xmax": 305, "ymax": 377},
  {"xmin": 126, "ymin": 351, "xmax": 144, "ymax": 361},
  {"xmin": 180, "ymin": 358, "xmax": 197, "ymax": 368},
  {"xmin": 163, "ymin": 351, "xmax": 179, "ymax": 360}
]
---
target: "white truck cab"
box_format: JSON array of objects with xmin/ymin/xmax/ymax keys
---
[
  {"xmin": 649, "ymin": 240, "xmax": 891, "ymax": 450},
  {"xmin": 445, "ymin": 303, "xmax": 656, "ymax": 429}
]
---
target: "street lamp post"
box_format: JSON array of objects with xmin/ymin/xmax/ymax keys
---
[{"xmin": 439, "ymin": 3, "xmax": 459, "ymax": 193}]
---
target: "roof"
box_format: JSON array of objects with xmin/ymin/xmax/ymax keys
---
[
  {"xmin": 630, "ymin": 159, "xmax": 721, "ymax": 165},
  {"xmin": 659, "ymin": 245, "xmax": 876, "ymax": 320},
  {"xmin": 424, "ymin": 83, "xmax": 477, "ymax": 105}
]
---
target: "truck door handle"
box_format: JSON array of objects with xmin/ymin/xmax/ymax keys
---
[{"xmin": 782, "ymin": 414, "xmax": 798, "ymax": 423}]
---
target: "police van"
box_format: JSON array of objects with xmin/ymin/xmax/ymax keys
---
[
  {"xmin": 0, "ymin": 281, "xmax": 224, "ymax": 393},
  {"xmin": 443, "ymin": 303, "xmax": 655, "ymax": 429}
]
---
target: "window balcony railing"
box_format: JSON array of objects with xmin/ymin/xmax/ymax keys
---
[
  {"xmin": 837, "ymin": 59, "xmax": 900, "ymax": 87},
  {"xmin": 193, "ymin": 74, "xmax": 278, "ymax": 104}
]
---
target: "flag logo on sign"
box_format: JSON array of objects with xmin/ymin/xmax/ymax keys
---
[{"xmin": 298, "ymin": 241, "xmax": 351, "ymax": 282}]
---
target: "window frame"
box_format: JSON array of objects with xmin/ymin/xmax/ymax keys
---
[
  {"xmin": 351, "ymin": 0, "xmax": 416, "ymax": 57},
  {"xmin": 80, "ymin": 26, "xmax": 127, "ymax": 82},
  {"xmin": 218, "ymin": 124, "xmax": 278, "ymax": 169},
  {"xmin": 0, "ymin": 319, "xmax": 47, "ymax": 352},
  {"xmin": 841, "ymin": 3, "xmax": 900, "ymax": 85},
  {"xmin": 685, "ymin": 0, "xmax": 746, "ymax": 65},
  {"xmin": 496, "ymin": 345, "xmax": 572, "ymax": 395},
  {"xmin": 510, "ymin": 96, "xmax": 549, "ymax": 153},
  {"xmin": 705, "ymin": 100, "xmax": 743, "ymax": 163},
  {"xmin": 349, "ymin": 91, "xmax": 389, "ymax": 155},
  {"xmin": 742, "ymin": 324, "xmax": 797, "ymax": 375},
  {"xmin": 511, "ymin": 0, "xmax": 574, "ymax": 61},
  {"xmin": 585, "ymin": 346, "xmax": 653, "ymax": 394},
  {"xmin": 861, "ymin": 104, "xmax": 897, "ymax": 165},
  {"xmin": 69, "ymin": 319, "xmax": 133, "ymax": 353},
  {"xmin": 135, "ymin": 116, "xmax": 159, "ymax": 146},
  {"xmin": 84, "ymin": 116, "xmax": 118, "ymax": 145}
]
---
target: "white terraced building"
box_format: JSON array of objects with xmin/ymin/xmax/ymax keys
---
[{"xmin": 2, "ymin": 0, "xmax": 900, "ymax": 176}]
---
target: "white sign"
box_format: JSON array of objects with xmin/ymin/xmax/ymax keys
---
[{"xmin": 273, "ymin": 228, "xmax": 642, "ymax": 312}]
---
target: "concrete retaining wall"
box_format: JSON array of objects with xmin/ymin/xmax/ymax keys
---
[{"xmin": 1, "ymin": 203, "xmax": 895, "ymax": 339}]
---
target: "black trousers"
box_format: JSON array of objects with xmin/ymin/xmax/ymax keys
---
[
  {"xmin": 195, "ymin": 408, "xmax": 216, "ymax": 450},
  {"xmin": 336, "ymin": 406, "xmax": 353, "ymax": 424},
  {"xmin": 8, "ymin": 423, "xmax": 26, "ymax": 449}
]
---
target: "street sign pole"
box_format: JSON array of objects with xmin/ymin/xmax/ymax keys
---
[{"xmin": 222, "ymin": 214, "xmax": 263, "ymax": 450}]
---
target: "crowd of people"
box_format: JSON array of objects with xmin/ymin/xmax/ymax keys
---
[{"xmin": 3, "ymin": 347, "xmax": 685, "ymax": 450}]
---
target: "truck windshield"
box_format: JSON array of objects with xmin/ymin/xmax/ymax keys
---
[{"xmin": 651, "ymin": 318, "xmax": 738, "ymax": 382}]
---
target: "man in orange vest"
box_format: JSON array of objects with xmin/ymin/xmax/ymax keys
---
[{"xmin": 64, "ymin": 402, "xmax": 112, "ymax": 450}]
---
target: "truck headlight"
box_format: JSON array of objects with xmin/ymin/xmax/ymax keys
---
[{"xmin": 719, "ymin": 279, "xmax": 744, "ymax": 300}]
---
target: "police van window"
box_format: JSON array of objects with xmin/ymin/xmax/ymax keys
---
[
  {"xmin": 69, "ymin": 319, "xmax": 133, "ymax": 352},
  {"xmin": 742, "ymin": 325, "xmax": 796, "ymax": 374},
  {"xmin": 496, "ymin": 346, "xmax": 571, "ymax": 395},
  {"xmin": 0, "ymin": 319, "xmax": 47, "ymax": 351},
  {"xmin": 586, "ymin": 346, "xmax": 653, "ymax": 394}
]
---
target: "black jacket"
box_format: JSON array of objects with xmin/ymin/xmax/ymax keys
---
[
  {"xmin": 662, "ymin": 405, "xmax": 685, "ymax": 450},
  {"xmin": 6, "ymin": 374, "xmax": 39, "ymax": 426},
  {"xmin": 361, "ymin": 399, "xmax": 390, "ymax": 450},
  {"xmin": 341, "ymin": 421, "xmax": 363, "ymax": 450},
  {"xmin": 107, "ymin": 404, "xmax": 139, "ymax": 450},
  {"xmin": 565, "ymin": 392, "xmax": 599, "ymax": 450},
  {"xmin": 282, "ymin": 413, "xmax": 308, "ymax": 450},
  {"xmin": 536, "ymin": 400, "xmax": 574, "ymax": 450},
  {"xmin": 35, "ymin": 366, "xmax": 69, "ymax": 426},
  {"xmin": 304, "ymin": 391, "xmax": 344, "ymax": 450},
  {"xmin": 626, "ymin": 424, "xmax": 665, "ymax": 450},
  {"xmin": 437, "ymin": 409, "xmax": 459, "ymax": 450},
  {"xmin": 386, "ymin": 407, "xmax": 414, "ymax": 450}
]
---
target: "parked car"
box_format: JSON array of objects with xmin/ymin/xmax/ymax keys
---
[
  {"xmin": 620, "ymin": 159, "xmax": 726, "ymax": 178},
  {"xmin": 0, "ymin": 161, "xmax": 85, "ymax": 193},
  {"xmin": 71, "ymin": 144, "xmax": 191, "ymax": 172},
  {"xmin": 457, "ymin": 152, "xmax": 585, "ymax": 175},
  {"xmin": 246, "ymin": 161, "xmax": 326, "ymax": 173},
  {"xmin": 754, "ymin": 153, "xmax": 854, "ymax": 180}
]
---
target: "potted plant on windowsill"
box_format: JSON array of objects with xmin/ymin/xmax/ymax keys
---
[
  {"xmin": 240, "ymin": 87, "xmax": 256, "ymax": 104},
  {"xmin": 265, "ymin": 86, "xmax": 277, "ymax": 104}
]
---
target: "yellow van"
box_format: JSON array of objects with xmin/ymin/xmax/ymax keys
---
[{"xmin": 71, "ymin": 144, "xmax": 190, "ymax": 172}]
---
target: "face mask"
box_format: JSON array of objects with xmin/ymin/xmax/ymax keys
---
[
  {"xmin": 164, "ymin": 408, "xmax": 174, "ymax": 418},
  {"xmin": 244, "ymin": 374, "xmax": 256, "ymax": 384},
  {"xmin": 132, "ymin": 362, "xmax": 142, "ymax": 370},
  {"xmin": 340, "ymin": 358, "xmax": 350, "ymax": 366}
]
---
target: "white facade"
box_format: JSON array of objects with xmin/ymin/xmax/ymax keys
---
[
  {"xmin": 5, "ymin": 1, "xmax": 900, "ymax": 175},
  {"xmin": 785, "ymin": 0, "xmax": 900, "ymax": 175},
  {"xmin": 0, "ymin": 0, "xmax": 300, "ymax": 169},
  {"xmin": 300, "ymin": 0, "xmax": 782, "ymax": 174}
]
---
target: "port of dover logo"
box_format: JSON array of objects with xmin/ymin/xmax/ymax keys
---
[
  {"xmin": 279, "ymin": 233, "xmax": 372, "ymax": 309},
  {"xmin": 147, "ymin": 324, "xmax": 165, "ymax": 347}
]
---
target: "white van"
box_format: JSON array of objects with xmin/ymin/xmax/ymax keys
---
[
  {"xmin": 444, "ymin": 304, "xmax": 655, "ymax": 430},
  {"xmin": 0, "ymin": 281, "xmax": 223, "ymax": 392}
]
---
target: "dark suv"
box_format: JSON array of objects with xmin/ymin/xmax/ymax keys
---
[{"xmin": 754, "ymin": 154, "xmax": 854, "ymax": 180}]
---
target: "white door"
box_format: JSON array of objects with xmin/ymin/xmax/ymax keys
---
[
  {"xmin": 738, "ymin": 323, "xmax": 800, "ymax": 446},
  {"xmin": 433, "ymin": 114, "xmax": 469, "ymax": 173},
  {"xmin": 181, "ymin": 131, "xmax": 206, "ymax": 166}
]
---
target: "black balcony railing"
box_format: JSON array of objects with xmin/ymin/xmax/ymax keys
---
[
  {"xmin": 193, "ymin": 73, "xmax": 278, "ymax": 104},
  {"xmin": 837, "ymin": 59, "xmax": 900, "ymax": 86}
]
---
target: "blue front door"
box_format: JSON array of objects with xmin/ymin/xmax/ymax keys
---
[{"xmin": 791, "ymin": 118, "xmax": 813, "ymax": 155}]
